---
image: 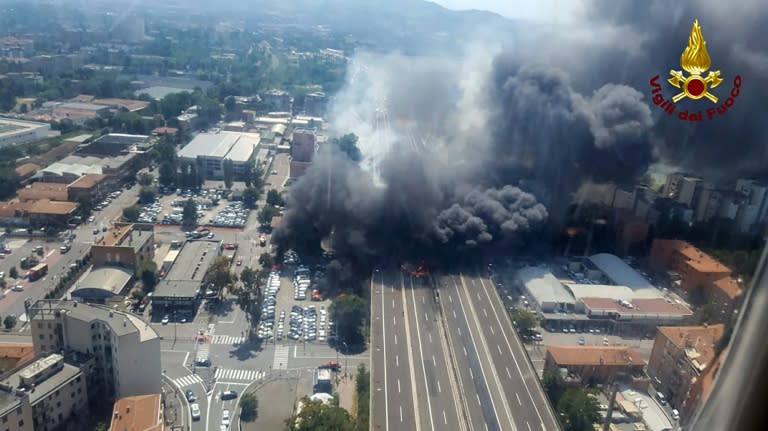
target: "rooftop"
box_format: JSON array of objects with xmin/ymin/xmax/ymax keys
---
[
  {"xmin": 0, "ymin": 117, "xmax": 48, "ymax": 136},
  {"xmin": 589, "ymin": 253, "xmax": 655, "ymax": 290},
  {"xmin": 166, "ymin": 240, "xmax": 221, "ymax": 282},
  {"xmin": 27, "ymin": 199, "xmax": 78, "ymax": 215},
  {"xmin": 226, "ymin": 135, "xmax": 259, "ymax": 162},
  {"xmin": 0, "ymin": 343, "xmax": 35, "ymax": 373},
  {"xmin": 154, "ymin": 280, "xmax": 200, "ymax": 299},
  {"xmin": 17, "ymin": 182, "xmax": 69, "ymax": 202},
  {"xmin": 67, "ymin": 173, "xmax": 106, "ymax": 189},
  {"xmin": 75, "ymin": 266, "xmax": 133, "ymax": 296},
  {"xmin": 658, "ymin": 324, "xmax": 725, "ymax": 371},
  {"xmin": 581, "ymin": 297, "xmax": 693, "ymax": 317},
  {"xmin": 179, "ymin": 132, "xmax": 240, "ymax": 159},
  {"xmin": 62, "ymin": 134, "xmax": 93, "ymax": 144},
  {"xmin": 110, "ymin": 393, "xmax": 164, "ymax": 431},
  {"xmin": 91, "ymin": 133, "xmax": 150, "ymax": 147},
  {"xmin": 657, "ymin": 239, "xmax": 732, "ymax": 274},
  {"xmin": 547, "ymin": 345, "xmax": 646, "ymax": 367},
  {"xmin": 43, "ymin": 152, "xmax": 136, "ymax": 177},
  {"xmin": 92, "ymin": 98, "xmax": 150, "ymax": 112},
  {"xmin": 517, "ymin": 266, "xmax": 576, "ymax": 305},
  {"xmin": 566, "ymin": 283, "xmax": 636, "ymax": 301},
  {"xmin": 14, "ymin": 163, "xmax": 40, "ymax": 178},
  {"xmin": 29, "ymin": 300, "xmax": 158, "ymax": 342},
  {"xmin": 0, "ymin": 354, "xmax": 82, "ymax": 406},
  {"xmin": 54, "ymin": 102, "xmax": 107, "ymax": 112},
  {"xmin": 713, "ymin": 276, "xmax": 742, "ymax": 299}
]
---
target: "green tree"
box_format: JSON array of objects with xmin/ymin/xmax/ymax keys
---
[
  {"xmin": 332, "ymin": 133, "xmax": 362, "ymax": 163},
  {"xmin": 356, "ymin": 364, "xmax": 370, "ymax": 430},
  {"xmin": 287, "ymin": 397, "xmax": 355, "ymax": 431},
  {"xmin": 223, "ymin": 159, "xmax": 234, "ymax": 189},
  {"xmin": 182, "ymin": 198, "xmax": 197, "ymax": 226},
  {"xmin": 234, "ymin": 266, "xmax": 264, "ymax": 338},
  {"xmin": 266, "ymin": 189, "xmax": 285, "ymax": 207},
  {"xmin": 0, "ymin": 168, "xmax": 20, "ymax": 200},
  {"xmin": 243, "ymin": 187, "xmax": 260, "ymax": 209},
  {"xmin": 138, "ymin": 186, "xmax": 157, "ymax": 204},
  {"xmin": 258, "ymin": 253, "xmax": 274, "ymax": 269},
  {"xmin": 139, "ymin": 261, "xmax": 159, "ymax": 292},
  {"xmin": 122, "ymin": 204, "xmax": 141, "ymax": 222},
  {"xmin": 509, "ymin": 308, "xmax": 538, "ymax": 335},
  {"xmin": 243, "ymin": 161, "xmax": 254, "ymax": 187},
  {"xmin": 9, "ymin": 267, "xmax": 17, "ymax": 279},
  {"xmin": 240, "ymin": 393, "xmax": 258, "ymax": 421},
  {"xmin": 542, "ymin": 368, "xmax": 565, "ymax": 406},
  {"xmin": 205, "ymin": 256, "xmax": 236, "ymax": 291},
  {"xmin": 258, "ymin": 205, "xmax": 280, "ymax": 226},
  {"xmin": 557, "ymin": 389, "xmax": 601, "ymax": 431},
  {"xmin": 159, "ymin": 162, "xmax": 177, "ymax": 187},
  {"xmin": 3, "ymin": 315, "xmax": 16, "ymax": 330},
  {"xmin": 138, "ymin": 172, "xmax": 154, "ymax": 187},
  {"xmin": 330, "ymin": 294, "xmax": 368, "ymax": 346}
]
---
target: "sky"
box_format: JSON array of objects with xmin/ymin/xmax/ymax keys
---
[{"xmin": 429, "ymin": 0, "xmax": 585, "ymax": 22}]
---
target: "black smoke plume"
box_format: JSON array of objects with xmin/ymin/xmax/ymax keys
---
[{"xmin": 274, "ymin": 0, "xmax": 766, "ymax": 268}]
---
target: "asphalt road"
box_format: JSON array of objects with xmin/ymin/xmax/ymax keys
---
[
  {"xmin": 372, "ymin": 270, "xmax": 464, "ymax": 431},
  {"xmin": 447, "ymin": 273, "xmax": 560, "ymax": 431},
  {"xmin": 373, "ymin": 269, "xmax": 560, "ymax": 431}
]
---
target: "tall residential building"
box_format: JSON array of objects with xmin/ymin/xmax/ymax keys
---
[
  {"xmin": 695, "ymin": 187, "xmax": 725, "ymax": 223},
  {"xmin": 27, "ymin": 300, "xmax": 161, "ymax": 403},
  {"xmin": 303, "ymin": 92, "xmax": 326, "ymax": 117},
  {"xmin": 647, "ymin": 325, "xmax": 724, "ymax": 415},
  {"xmin": 290, "ymin": 128, "xmax": 317, "ymax": 178},
  {"xmin": 664, "ymin": 173, "xmax": 703, "ymax": 207},
  {"xmin": 90, "ymin": 223, "xmax": 155, "ymax": 271},
  {"xmin": 0, "ymin": 353, "xmax": 89, "ymax": 431},
  {"xmin": 734, "ymin": 179, "xmax": 768, "ymax": 231}
]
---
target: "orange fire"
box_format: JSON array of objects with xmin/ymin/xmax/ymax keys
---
[{"xmin": 401, "ymin": 261, "xmax": 429, "ymax": 278}]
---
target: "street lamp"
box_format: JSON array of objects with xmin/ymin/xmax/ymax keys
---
[{"xmin": 342, "ymin": 340, "xmax": 349, "ymax": 378}]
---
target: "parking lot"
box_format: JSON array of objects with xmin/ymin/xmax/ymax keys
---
[{"xmin": 131, "ymin": 188, "xmax": 252, "ymax": 228}]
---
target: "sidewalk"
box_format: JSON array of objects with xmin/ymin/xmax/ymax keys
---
[{"xmin": 336, "ymin": 372, "xmax": 357, "ymax": 414}]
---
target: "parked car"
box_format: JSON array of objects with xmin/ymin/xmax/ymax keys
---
[
  {"xmin": 186, "ymin": 390, "xmax": 196, "ymax": 402},
  {"xmin": 161, "ymin": 315, "xmax": 170, "ymax": 325},
  {"xmin": 190, "ymin": 403, "xmax": 201, "ymax": 421}
]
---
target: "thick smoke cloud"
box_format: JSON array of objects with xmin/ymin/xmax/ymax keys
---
[{"xmin": 274, "ymin": 0, "xmax": 766, "ymax": 265}]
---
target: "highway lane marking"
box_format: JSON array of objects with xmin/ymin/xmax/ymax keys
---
[
  {"xmin": 469, "ymin": 368, "xmax": 474, "ymax": 380},
  {"xmin": 402, "ymin": 273, "xmax": 425, "ymax": 431},
  {"xmin": 400, "ymin": 405, "xmax": 403, "ymax": 422},
  {"xmin": 396, "ymin": 355, "xmax": 399, "ymax": 367},
  {"xmin": 395, "ymin": 335, "xmax": 397, "ymax": 345},
  {"xmin": 394, "ymin": 316, "xmax": 396, "ymax": 326},
  {"xmin": 463, "ymin": 346, "xmax": 467, "ymax": 356},
  {"xmin": 505, "ymin": 367, "xmax": 511, "ymax": 378},
  {"xmin": 449, "ymin": 294, "xmax": 453, "ymax": 303},
  {"xmin": 409, "ymin": 274, "xmax": 435, "ymax": 431},
  {"xmin": 398, "ymin": 379, "xmax": 401, "ymax": 393},
  {"xmin": 456, "ymin": 274, "xmax": 511, "ymax": 430},
  {"xmin": 516, "ymin": 393, "xmax": 522, "ymax": 406},
  {"xmin": 477, "ymin": 276, "xmax": 550, "ymax": 431},
  {"xmin": 452, "ymin": 309, "xmax": 457, "ymax": 318},
  {"xmin": 497, "ymin": 345, "xmax": 502, "ymax": 354},
  {"xmin": 458, "ymin": 327, "xmax": 462, "ymax": 336},
  {"xmin": 380, "ymin": 272, "xmax": 390, "ymax": 431},
  {"xmin": 443, "ymin": 410, "xmax": 448, "ymax": 425},
  {"xmin": 485, "ymin": 423, "xmax": 489, "ymax": 431},
  {"xmin": 428, "ymin": 332, "xmax": 432, "ymax": 343},
  {"xmin": 490, "ymin": 326, "xmax": 495, "ymax": 335},
  {"xmin": 425, "ymin": 312, "xmax": 428, "ymax": 321},
  {"xmin": 432, "ymin": 355, "xmax": 436, "ymax": 366},
  {"xmin": 437, "ymin": 380, "xmax": 441, "ymax": 393},
  {"xmin": 527, "ymin": 422, "xmax": 532, "ymax": 431},
  {"xmin": 393, "ymin": 299, "xmax": 395, "ymax": 309},
  {"xmin": 483, "ymin": 308, "xmax": 487, "ymax": 317}
]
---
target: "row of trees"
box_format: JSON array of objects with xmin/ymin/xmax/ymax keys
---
[{"xmin": 542, "ymin": 369, "xmax": 602, "ymax": 431}]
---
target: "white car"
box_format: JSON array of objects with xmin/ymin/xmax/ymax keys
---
[
  {"xmin": 161, "ymin": 315, "xmax": 170, "ymax": 325},
  {"xmin": 11, "ymin": 285, "xmax": 23, "ymax": 292},
  {"xmin": 190, "ymin": 403, "xmax": 201, "ymax": 421},
  {"xmin": 222, "ymin": 409, "xmax": 231, "ymax": 427},
  {"xmin": 671, "ymin": 409, "xmax": 680, "ymax": 421}
]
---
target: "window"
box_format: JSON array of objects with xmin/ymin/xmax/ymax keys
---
[
  {"xmin": 16, "ymin": 421, "xmax": 22, "ymax": 427},
  {"xmin": 37, "ymin": 323, "xmax": 42, "ymax": 329},
  {"xmin": 38, "ymin": 334, "xmax": 44, "ymax": 339}
]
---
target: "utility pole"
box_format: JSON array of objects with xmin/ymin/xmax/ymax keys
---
[{"xmin": 602, "ymin": 382, "xmax": 620, "ymax": 431}]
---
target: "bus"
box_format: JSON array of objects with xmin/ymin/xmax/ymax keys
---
[{"xmin": 28, "ymin": 263, "xmax": 48, "ymax": 282}]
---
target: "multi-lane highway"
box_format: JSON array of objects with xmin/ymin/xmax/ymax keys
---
[{"xmin": 372, "ymin": 269, "xmax": 560, "ymax": 431}]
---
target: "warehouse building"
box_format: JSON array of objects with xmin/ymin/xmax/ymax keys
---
[{"xmin": 0, "ymin": 117, "xmax": 50, "ymax": 147}]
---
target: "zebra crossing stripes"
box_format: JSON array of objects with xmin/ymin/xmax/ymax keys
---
[
  {"xmin": 172, "ymin": 374, "xmax": 203, "ymax": 388},
  {"xmin": 214, "ymin": 368, "xmax": 265, "ymax": 382},
  {"xmin": 273, "ymin": 345, "xmax": 290, "ymax": 370},
  {"xmin": 211, "ymin": 335, "xmax": 246, "ymax": 345}
]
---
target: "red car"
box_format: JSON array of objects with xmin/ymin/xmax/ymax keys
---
[{"xmin": 224, "ymin": 243, "xmax": 237, "ymax": 250}]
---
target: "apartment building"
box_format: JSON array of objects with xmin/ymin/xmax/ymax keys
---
[
  {"xmin": 647, "ymin": 325, "xmax": 725, "ymax": 412},
  {"xmin": 109, "ymin": 393, "xmax": 165, "ymax": 431},
  {"xmin": 28, "ymin": 300, "xmax": 161, "ymax": 403},
  {"xmin": 0, "ymin": 353, "xmax": 88, "ymax": 431},
  {"xmin": 90, "ymin": 223, "xmax": 155, "ymax": 271},
  {"xmin": 544, "ymin": 345, "xmax": 646, "ymax": 384}
]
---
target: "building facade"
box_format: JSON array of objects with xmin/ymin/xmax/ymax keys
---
[
  {"xmin": 90, "ymin": 223, "xmax": 154, "ymax": 271},
  {"xmin": 28, "ymin": 300, "xmax": 161, "ymax": 403},
  {"xmin": 0, "ymin": 353, "xmax": 88, "ymax": 431},
  {"xmin": 544, "ymin": 345, "xmax": 646, "ymax": 384},
  {"xmin": 647, "ymin": 325, "xmax": 724, "ymax": 411}
]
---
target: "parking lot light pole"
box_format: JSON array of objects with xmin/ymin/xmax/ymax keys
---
[{"xmin": 342, "ymin": 341, "xmax": 348, "ymax": 378}]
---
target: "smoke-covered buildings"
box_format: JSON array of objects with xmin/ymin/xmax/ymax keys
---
[{"xmin": 289, "ymin": 128, "xmax": 318, "ymax": 178}]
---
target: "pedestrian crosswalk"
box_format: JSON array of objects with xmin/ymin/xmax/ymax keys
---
[
  {"xmin": 172, "ymin": 374, "xmax": 203, "ymax": 388},
  {"xmin": 214, "ymin": 368, "xmax": 265, "ymax": 382},
  {"xmin": 273, "ymin": 345, "xmax": 290, "ymax": 370},
  {"xmin": 211, "ymin": 335, "xmax": 246, "ymax": 345}
]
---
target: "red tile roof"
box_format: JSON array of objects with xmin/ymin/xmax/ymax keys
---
[
  {"xmin": 110, "ymin": 393, "xmax": 164, "ymax": 431},
  {"xmin": 547, "ymin": 345, "xmax": 646, "ymax": 366},
  {"xmin": 657, "ymin": 324, "xmax": 725, "ymax": 368}
]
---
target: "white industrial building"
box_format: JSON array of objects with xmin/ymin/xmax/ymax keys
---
[
  {"xmin": 0, "ymin": 117, "xmax": 50, "ymax": 147},
  {"xmin": 178, "ymin": 131, "xmax": 260, "ymax": 180},
  {"xmin": 587, "ymin": 253, "xmax": 660, "ymax": 298},
  {"xmin": 515, "ymin": 266, "xmax": 576, "ymax": 313}
]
